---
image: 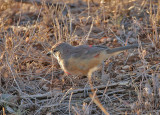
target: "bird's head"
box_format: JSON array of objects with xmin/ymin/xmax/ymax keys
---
[{"xmin": 47, "ymin": 42, "xmax": 71, "ymax": 59}]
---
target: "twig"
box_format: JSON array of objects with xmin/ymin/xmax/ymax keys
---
[
  {"xmin": 5, "ymin": 52, "xmax": 22, "ymax": 93},
  {"xmin": 69, "ymin": 92, "xmax": 73, "ymax": 115},
  {"xmin": 108, "ymin": 28, "xmax": 125, "ymax": 45},
  {"xmin": 80, "ymin": 18, "xmax": 94, "ymax": 45},
  {"xmin": 87, "ymin": 71, "xmax": 110, "ymax": 115}
]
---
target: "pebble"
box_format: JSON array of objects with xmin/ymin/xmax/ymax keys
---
[{"xmin": 122, "ymin": 65, "xmax": 130, "ymax": 70}]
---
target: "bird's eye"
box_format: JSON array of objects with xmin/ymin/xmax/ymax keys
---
[{"xmin": 53, "ymin": 49, "xmax": 58, "ymax": 53}]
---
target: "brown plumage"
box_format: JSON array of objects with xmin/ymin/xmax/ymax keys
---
[{"xmin": 47, "ymin": 42, "xmax": 144, "ymax": 75}]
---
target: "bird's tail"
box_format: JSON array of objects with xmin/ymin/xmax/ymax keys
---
[{"xmin": 106, "ymin": 43, "xmax": 148, "ymax": 54}]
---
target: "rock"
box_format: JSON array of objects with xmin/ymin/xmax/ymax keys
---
[{"xmin": 122, "ymin": 65, "xmax": 130, "ymax": 70}]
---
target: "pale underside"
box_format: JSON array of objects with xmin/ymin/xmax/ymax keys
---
[{"xmin": 60, "ymin": 50, "xmax": 122, "ymax": 75}]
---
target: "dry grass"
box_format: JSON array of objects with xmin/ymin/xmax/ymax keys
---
[{"xmin": 0, "ymin": 0, "xmax": 160, "ymax": 114}]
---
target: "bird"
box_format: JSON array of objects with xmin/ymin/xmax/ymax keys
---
[{"xmin": 47, "ymin": 42, "xmax": 146, "ymax": 76}]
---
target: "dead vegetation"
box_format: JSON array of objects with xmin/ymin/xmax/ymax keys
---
[{"xmin": 0, "ymin": 0, "xmax": 160, "ymax": 114}]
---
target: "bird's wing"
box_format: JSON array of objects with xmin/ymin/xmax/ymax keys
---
[
  {"xmin": 71, "ymin": 45, "xmax": 107, "ymax": 59},
  {"xmin": 71, "ymin": 43, "xmax": 147, "ymax": 59}
]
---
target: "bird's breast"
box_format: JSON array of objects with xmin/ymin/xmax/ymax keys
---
[{"xmin": 63, "ymin": 51, "xmax": 107, "ymax": 75}]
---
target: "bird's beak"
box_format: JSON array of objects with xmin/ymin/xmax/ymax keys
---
[{"xmin": 47, "ymin": 51, "xmax": 52, "ymax": 56}]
